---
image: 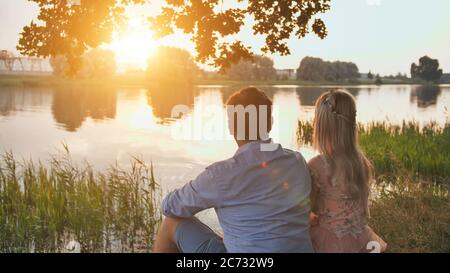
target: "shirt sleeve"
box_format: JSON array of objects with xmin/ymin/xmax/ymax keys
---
[{"xmin": 161, "ymin": 167, "xmax": 221, "ymax": 218}]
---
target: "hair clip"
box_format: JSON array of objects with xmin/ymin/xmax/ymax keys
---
[{"xmin": 324, "ymin": 95, "xmax": 334, "ymax": 110}]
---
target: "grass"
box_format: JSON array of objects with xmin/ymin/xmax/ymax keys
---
[
  {"xmin": 0, "ymin": 146, "xmax": 161, "ymax": 253},
  {"xmin": 298, "ymin": 120, "xmax": 450, "ymax": 252},
  {"xmin": 298, "ymin": 121, "xmax": 450, "ymax": 183},
  {"xmin": 0, "ymin": 74, "xmax": 148, "ymax": 88},
  {"xmin": 370, "ymin": 178, "xmax": 449, "ymax": 253}
]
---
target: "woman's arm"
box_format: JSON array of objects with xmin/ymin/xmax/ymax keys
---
[{"xmin": 308, "ymin": 156, "xmax": 322, "ymax": 225}]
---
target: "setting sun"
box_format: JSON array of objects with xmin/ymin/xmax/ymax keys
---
[{"xmin": 106, "ymin": 18, "xmax": 157, "ymax": 71}]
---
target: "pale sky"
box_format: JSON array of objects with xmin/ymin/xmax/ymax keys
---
[{"xmin": 1, "ymin": 0, "xmax": 449, "ymax": 75}]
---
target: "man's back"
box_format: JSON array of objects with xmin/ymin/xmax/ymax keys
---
[{"xmin": 162, "ymin": 140, "xmax": 314, "ymax": 253}]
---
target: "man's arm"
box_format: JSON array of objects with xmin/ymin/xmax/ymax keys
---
[{"xmin": 162, "ymin": 167, "xmax": 221, "ymax": 218}]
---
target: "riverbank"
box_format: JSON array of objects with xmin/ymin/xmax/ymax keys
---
[
  {"xmin": 1, "ymin": 150, "xmax": 448, "ymax": 253},
  {"xmin": 1, "ymin": 121, "xmax": 449, "ymax": 252},
  {"xmin": 0, "ymin": 149, "xmax": 162, "ymax": 253},
  {"xmin": 0, "ymin": 74, "xmax": 149, "ymax": 88},
  {"xmin": 197, "ymin": 78, "xmax": 422, "ymax": 87},
  {"xmin": 0, "ymin": 73, "xmax": 425, "ymax": 88}
]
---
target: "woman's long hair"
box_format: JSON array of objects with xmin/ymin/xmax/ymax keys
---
[{"xmin": 313, "ymin": 89, "xmax": 373, "ymax": 214}]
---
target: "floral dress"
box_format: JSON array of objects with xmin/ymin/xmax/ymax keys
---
[{"xmin": 308, "ymin": 155, "xmax": 387, "ymax": 253}]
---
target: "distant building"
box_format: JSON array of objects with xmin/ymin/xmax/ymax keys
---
[
  {"xmin": 359, "ymin": 73, "xmax": 369, "ymax": 80},
  {"xmin": 276, "ymin": 69, "xmax": 296, "ymax": 80}
]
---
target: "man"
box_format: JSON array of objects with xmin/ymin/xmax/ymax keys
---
[{"xmin": 153, "ymin": 87, "xmax": 313, "ymax": 253}]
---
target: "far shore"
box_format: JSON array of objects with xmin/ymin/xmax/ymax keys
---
[{"xmin": 0, "ymin": 73, "xmax": 436, "ymax": 89}]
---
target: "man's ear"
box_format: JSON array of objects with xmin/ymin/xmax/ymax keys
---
[{"xmin": 267, "ymin": 115, "xmax": 273, "ymax": 133}]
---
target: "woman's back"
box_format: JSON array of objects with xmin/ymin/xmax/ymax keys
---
[{"xmin": 308, "ymin": 155, "xmax": 387, "ymax": 252}]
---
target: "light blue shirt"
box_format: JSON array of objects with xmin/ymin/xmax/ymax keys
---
[{"xmin": 162, "ymin": 140, "xmax": 314, "ymax": 253}]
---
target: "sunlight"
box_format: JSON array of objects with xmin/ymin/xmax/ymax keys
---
[
  {"xmin": 107, "ymin": 18, "xmax": 156, "ymax": 71},
  {"xmin": 128, "ymin": 93, "xmax": 157, "ymax": 130},
  {"xmin": 130, "ymin": 105, "xmax": 157, "ymax": 130}
]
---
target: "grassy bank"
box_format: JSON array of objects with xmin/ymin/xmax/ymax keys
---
[
  {"xmin": 0, "ymin": 74, "xmax": 150, "ymax": 88},
  {"xmin": 0, "ymin": 148, "xmax": 161, "ymax": 253},
  {"xmin": 197, "ymin": 77, "xmax": 421, "ymax": 86},
  {"xmin": 298, "ymin": 120, "xmax": 450, "ymax": 252},
  {"xmin": 370, "ymin": 178, "xmax": 449, "ymax": 252},
  {"xmin": 0, "ymin": 73, "xmax": 423, "ymax": 88},
  {"xmin": 1, "ymin": 121, "xmax": 448, "ymax": 252}
]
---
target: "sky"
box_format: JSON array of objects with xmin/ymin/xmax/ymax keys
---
[{"xmin": 1, "ymin": 0, "xmax": 449, "ymax": 75}]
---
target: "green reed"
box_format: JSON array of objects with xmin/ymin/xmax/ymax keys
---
[
  {"xmin": 297, "ymin": 120, "xmax": 450, "ymax": 183},
  {"xmin": 0, "ymin": 147, "xmax": 161, "ymax": 253}
]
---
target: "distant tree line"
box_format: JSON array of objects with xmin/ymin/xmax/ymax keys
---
[
  {"xmin": 225, "ymin": 55, "xmax": 277, "ymax": 81},
  {"xmin": 367, "ymin": 71, "xmax": 408, "ymax": 85},
  {"xmin": 147, "ymin": 46, "xmax": 200, "ymax": 85},
  {"xmin": 296, "ymin": 57, "xmax": 359, "ymax": 81},
  {"xmin": 384, "ymin": 73, "xmax": 408, "ymax": 80},
  {"xmin": 48, "ymin": 47, "xmax": 444, "ymax": 87},
  {"xmin": 50, "ymin": 48, "xmax": 116, "ymax": 78},
  {"xmin": 411, "ymin": 56, "xmax": 443, "ymax": 83},
  {"xmin": 365, "ymin": 55, "xmax": 445, "ymax": 85},
  {"xmin": 221, "ymin": 56, "xmax": 361, "ymax": 82}
]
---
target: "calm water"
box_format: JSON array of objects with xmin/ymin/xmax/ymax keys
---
[{"xmin": 0, "ymin": 84, "xmax": 449, "ymax": 199}]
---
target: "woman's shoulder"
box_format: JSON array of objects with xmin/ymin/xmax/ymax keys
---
[
  {"xmin": 308, "ymin": 154, "xmax": 328, "ymax": 171},
  {"xmin": 308, "ymin": 155, "xmax": 330, "ymax": 184}
]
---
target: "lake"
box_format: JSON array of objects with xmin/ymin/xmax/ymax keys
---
[
  {"xmin": 0, "ymin": 84, "xmax": 449, "ymax": 226},
  {"xmin": 1, "ymin": 83, "xmax": 449, "ymax": 177}
]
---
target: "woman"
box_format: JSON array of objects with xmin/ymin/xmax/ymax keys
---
[{"xmin": 308, "ymin": 89, "xmax": 387, "ymax": 253}]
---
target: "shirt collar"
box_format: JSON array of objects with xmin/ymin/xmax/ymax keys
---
[{"xmin": 234, "ymin": 139, "xmax": 274, "ymax": 157}]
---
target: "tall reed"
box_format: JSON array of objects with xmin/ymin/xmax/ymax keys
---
[
  {"xmin": 0, "ymin": 147, "xmax": 161, "ymax": 253},
  {"xmin": 297, "ymin": 120, "xmax": 450, "ymax": 183}
]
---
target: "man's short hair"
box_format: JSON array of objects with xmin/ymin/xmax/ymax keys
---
[{"xmin": 225, "ymin": 87, "xmax": 272, "ymax": 141}]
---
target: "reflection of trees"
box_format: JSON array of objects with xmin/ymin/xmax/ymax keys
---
[
  {"xmin": 410, "ymin": 85, "xmax": 441, "ymax": 108},
  {"xmin": 146, "ymin": 85, "xmax": 196, "ymax": 122},
  {"xmin": 295, "ymin": 87, "xmax": 359, "ymax": 106},
  {"xmin": 51, "ymin": 87, "xmax": 116, "ymax": 132},
  {"xmin": 0, "ymin": 87, "xmax": 51, "ymax": 116},
  {"xmin": 296, "ymin": 87, "xmax": 327, "ymax": 106},
  {"xmin": 0, "ymin": 88, "xmax": 15, "ymax": 116},
  {"xmin": 216, "ymin": 86, "xmax": 361, "ymax": 107}
]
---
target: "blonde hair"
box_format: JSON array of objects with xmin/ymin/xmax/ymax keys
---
[{"xmin": 313, "ymin": 89, "xmax": 373, "ymax": 214}]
